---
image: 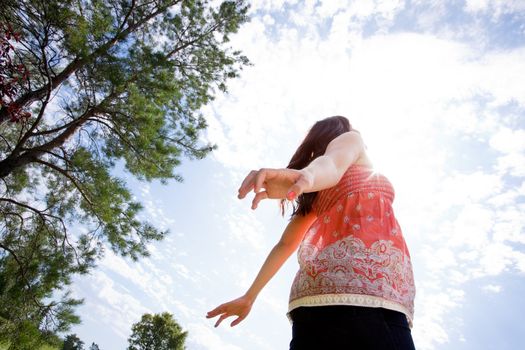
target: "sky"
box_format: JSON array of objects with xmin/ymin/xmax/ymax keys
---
[{"xmin": 70, "ymin": 0, "xmax": 525, "ymax": 349}]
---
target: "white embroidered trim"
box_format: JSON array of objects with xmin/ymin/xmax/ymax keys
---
[{"xmin": 287, "ymin": 293, "xmax": 413, "ymax": 328}]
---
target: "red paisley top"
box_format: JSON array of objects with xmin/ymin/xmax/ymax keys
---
[{"xmin": 288, "ymin": 164, "xmax": 415, "ymax": 326}]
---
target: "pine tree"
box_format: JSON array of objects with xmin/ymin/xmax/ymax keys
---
[{"xmin": 0, "ymin": 0, "xmax": 249, "ymax": 346}]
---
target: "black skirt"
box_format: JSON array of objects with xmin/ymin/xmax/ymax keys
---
[{"xmin": 289, "ymin": 305, "xmax": 416, "ymax": 350}]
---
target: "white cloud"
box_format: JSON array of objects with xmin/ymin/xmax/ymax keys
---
[
  {"xmin": 480, "ymin": 49, "xmax": 525, "ymax": 107},
  {"xmin": 100, "ymin": 251, "xmax": 149, "ymax": 289},
  {"xmin": 441, "ymin": 172, "xmax": 503, "ymax": 205},
  {"xmin": 412, "ymin": 288, "xmax": 465, "ymax": 350},
  {"xmin": 482, "ymin": 284, "xmax": 503, "ymax": 293},
  {"xmin": 489, "ymin": 127, "xmax": 525, "ymax": 152},
  {"xmin": 98, "ymin": 249, "xmax": 197, "ymax": 312},
  {"xmin": 186, "ymin": 323, "xmax": 243, "ymax": 350},
  {"xmin": 464, "ymin": 0, "xmax": 525, "ymax": 19},
  {"xmin": 316, "ymin": 0, "xmax": 405, "ymax": 23},
  {"xmin": 490, "ymin": 128, "xmax": 525, "ymax": 179},
  {"xmin": 376, "ymin": 0, "xmax": 405, "ymax": 20},
  {"xmin": 259, "ymin": 291, "xmax": 288, "ymax": 315},
  {"xmin": 492, "ymin": 205, "xmax": 525, "ymax": 244},
  {"xmin": 136, "ymin": 182, "xmax": 176, "ymax": 230},
  {"xmin": 315, "ymin": 0, "xmax": 348, "ymax": 18},
  {"xmin": 226, "ymin": 211, "xmax": 266, "ymax": 252},
  {"xmin": 82, "ymin": 270, "xmax": 152, "ymax": 340},
  {"xmin": 422, "ymin": 247, "xmax": 458, "ymax": 273},
  {"xmin": 478, "ymin": 243, "xmax": 517, "ymax": 276},
  {"xmin": 464, "ymin": 0, "xmax": 491, "ymax": 12},
  {"xmin": 495, "ymin": 153, "xmax": 525, "ymax": 177}
]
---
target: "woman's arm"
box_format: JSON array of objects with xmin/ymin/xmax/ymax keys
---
[
  {"xmin": 238, "ymin": 131, "xmax": 364, "ymax": 208},
  {"xmin": 206, "ymin": 211, "xmax": 317, "ymax": 327},
  {"xmin": 300, "ymin": 130, "xmax": 364, "ymax": 192},
  {"xmin": 244, "ymin": 211, "xmax": 317, "ymax": 301}
]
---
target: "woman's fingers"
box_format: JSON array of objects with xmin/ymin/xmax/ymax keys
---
[
  {"xmin": 238, "ymin": 169, "xmax": 277, "ymax": 202},
  {"xmin": 286, "ymin": 178, "xmax": 306, "ymax": 200},
  {"xmin": 253, "ymin": 168, "xmax": 273, "ymax": 194},
  {"xmin": 206, "ymin": 304, "xmax": 228, "ymax": 327},
  {"xmin": 287, "ymin": 170, "xmax": 314, "ymax": 199},
  {"xmin": 251, "ymin": 190, "xmax": 268, "ymax": 210},
  {"xmin": 230, "ymin": 315, "xmax": 245, "ymax": 327},
  {"xmin": 239, "ymin": 168, "xmax": 302, "ymax": 207},
  {"xmin": 207, "ymin": 297, "xmax": 251, "ymax": 328},
  {"xmin": 237, "ymin": 170, "xmax": 258, "ymax": 199},
  {"xmin": 214, "ymin": 313, "xmax": 229, "ymax": 328},
  {"xmin": 206, "ymin": 305, "xmax": 224, "ymax": 318},
  {"xmin": 211, "ymin": 313, "xmax": 245, "ymax": 328}
]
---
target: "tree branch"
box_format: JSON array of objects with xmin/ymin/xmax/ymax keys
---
[
  {"xmin": 0, "ymin": 99, "xmax": 103, "ymax": 178},
  {"xmin": 0, "ymin": 239, "xmax": 44, "ymax": 311},
  {"xmin": 11, "ymin": 25, "xmax": 54, "ymax": 157},
  {"xmin": 32, "ymin": 158, "xmax": 93, "ymax": 206},
  {"xmin": 0, "ymin": 0, "xmax": 180, "ymax": 124}
]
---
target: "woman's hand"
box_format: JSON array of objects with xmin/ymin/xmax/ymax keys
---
[
  {"xmin": 237, "ymin": 168, "xmax": 314, "ymax": 209},
  {"xmin": 206, "ymin": 295, "xmax": 254, "ymax": 327}
]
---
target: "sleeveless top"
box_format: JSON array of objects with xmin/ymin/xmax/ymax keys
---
[{"xmin": 288, "ymin": 164, "xmax": 416, "ymax": 326}]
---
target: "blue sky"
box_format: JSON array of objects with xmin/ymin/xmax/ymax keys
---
[{"xmin": 69, "ymin": 1, "xmax": 525, "ymax": 349}]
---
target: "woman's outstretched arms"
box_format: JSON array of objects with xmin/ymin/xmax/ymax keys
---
[
  {"xmin": 206, "ymin": 130, "xmax": 363, "ymax": 327},
  {"xmin": 238, "ymin": 131, "xmax": 364, "ymax": 209},
  {"xmin": 206, "ymin": 211, "xmax": 317, "ymax": 327}
]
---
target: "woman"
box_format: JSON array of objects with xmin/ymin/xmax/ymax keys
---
[{"xmin": 207, "ymin": 116, "xmax": 416, "ymax": 349}]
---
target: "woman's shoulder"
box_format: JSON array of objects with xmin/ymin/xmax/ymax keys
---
[
  {"xmin": 345, "ymin": 132, "xmax": 372, "ymax": 168},
  {"xmin": 337, "ymin": 130, "xmax": 364, "ymax": 144},
  {"xmin": 325, "ymin": 131, "xmax": 366, "ymax": 162},
  {"xmin": 327, "ymin": 130, "xmax": 364, "ymax": 149}
]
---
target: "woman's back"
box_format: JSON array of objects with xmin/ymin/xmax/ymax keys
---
[{"xmin": 289, "ymin": 164, "xmax": 416, "ymax": 326}]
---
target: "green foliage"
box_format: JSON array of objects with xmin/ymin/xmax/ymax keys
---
[
  {"xmin": 87, "ymin": 343, "xmax": 99, "ymax": 350},
  {"xmin": 127, "ymin": 313, "xmax": 187, "ymax": 350},
  {"xmin": 61, "ymin": 334, "xmax": 84, "ymax": 350},
  {"xmin": 0, "ymin": 319, "xmax": 62, "ymax": 350},
  {"xmin": 0, "ymin": 343, "xmax": 60, "ymax": 350},
  {"xmin": 0, "ymin": 0, "xmax": 249, "ymax": 347}
]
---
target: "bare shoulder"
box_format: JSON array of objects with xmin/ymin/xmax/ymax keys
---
[
  {"xmin": 327, "ymin": 130, "xmax": 364, "ymax": 150},
  {"xmin": 323, "ymin": 130, "xmax": 366, "ymax": 171}
]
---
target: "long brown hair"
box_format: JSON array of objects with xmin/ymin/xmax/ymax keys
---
[{"xmin": 281, "ymin": 116, "xmax": 353, "ymax": 217}]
